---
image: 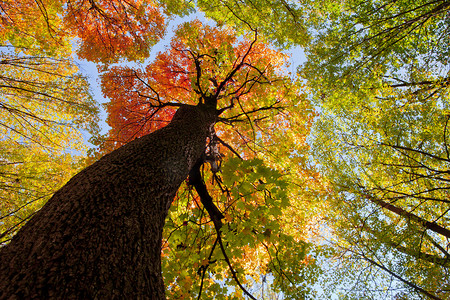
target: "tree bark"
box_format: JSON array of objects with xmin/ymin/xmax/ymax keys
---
[{"xmin": 0, "ymin": 104, "xmax": 216, "ymax": 299}]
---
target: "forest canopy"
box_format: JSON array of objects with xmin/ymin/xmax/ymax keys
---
[{"xmin": 0, "ymin": 0, "xmax": 449, "ymax": 298}]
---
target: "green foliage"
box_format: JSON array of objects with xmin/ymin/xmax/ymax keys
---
[
  {"xmin": 156, "ymin": 0, "xmax": 195, "ymax": 16},
  {"xmin": 301, "ymin": 0, "xmax": 450, "ymax": 297},
  {"xmin": 162, "ymin": 158, "xmax": 322, "ymax": 298},
  {"xmin": 196, "ymin": 0, "xmax": 310, "ymax": 48}
]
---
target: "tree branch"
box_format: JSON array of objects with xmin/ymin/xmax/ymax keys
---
[
  {"xmin": 189, "ymin": 160, "xmax": 224, "ymax": 229},
  {"xmin": 362, "ymin": 192, "xmax": 450, "ymax": 239},
  {"xmin": 188, "ymin": 160, "xmax": 256, "ymax": 299}
]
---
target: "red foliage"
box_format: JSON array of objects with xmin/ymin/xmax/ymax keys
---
[{"xmin": 99, "ymin": 20, "xmax": 289, "ymax": 154}]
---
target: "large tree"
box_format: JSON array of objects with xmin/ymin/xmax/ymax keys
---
[
  {"xmin": 98, "ymin": 21, "xmax": 322, "ymax": 298},
  {"xmin": 0, "ymin": 19, "xmax": 320, "ymax": 298}
]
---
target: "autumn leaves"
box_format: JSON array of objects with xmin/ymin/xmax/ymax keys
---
[{"xmin": 3, "ymin": 0, "xmax": 448, "ymax": 298}]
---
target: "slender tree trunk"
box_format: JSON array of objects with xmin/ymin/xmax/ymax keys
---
[
  {"xmin": 364, "ymin": 194, "xmax": 450, "ymax": 239},
  {"xmin": 0, "ymin": 104, "xmax": 216, "ymax": 299}
]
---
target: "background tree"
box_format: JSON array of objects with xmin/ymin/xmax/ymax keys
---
[
  {"xmin": 0, "ymin": 0, "xmax": 99, "ymax": 244},
  {"xmin": 195, "ymin": 0, "xmax": 309, "ymax": 48},
  {"xmin": 64, "ymin": 0, "xmax": 165, "ymax": 64},
  {"xmin": 298, "ymin": 0, "xmax": 450, "ymax": 297}
]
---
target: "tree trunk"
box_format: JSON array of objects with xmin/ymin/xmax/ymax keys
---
[
  {"xmin": 364, "ymin": 193, "xmax": 450, "ymax": 239},
  {"xmin": 0, "ymin": 104, "xmax": 216, "ymax": 299}
]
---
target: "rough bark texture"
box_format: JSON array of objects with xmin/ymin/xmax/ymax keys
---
[{"xmin": 0, "ymin": 104, "xmax": 216, "ymax": 299}]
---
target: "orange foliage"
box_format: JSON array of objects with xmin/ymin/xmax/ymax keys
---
[
  {"xmin": 1, "ymin": 0, "xmax": 165, "ymax": 63},
  {"xmin": 0, "ymin": 0, "xmax": 69, "ymax": 55},
  {"xmin": 64, "ymin": 0, "xmax": 166, "ymax": 63}
]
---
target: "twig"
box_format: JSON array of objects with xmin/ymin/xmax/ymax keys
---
[{"xmin": 197, "ymin": 237, "xmax": 219, "ymax": 300}]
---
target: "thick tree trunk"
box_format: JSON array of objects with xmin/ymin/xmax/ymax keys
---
[{"xmin": 0, "ymin": 104, "xmax": 216, "ymax": 299}]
